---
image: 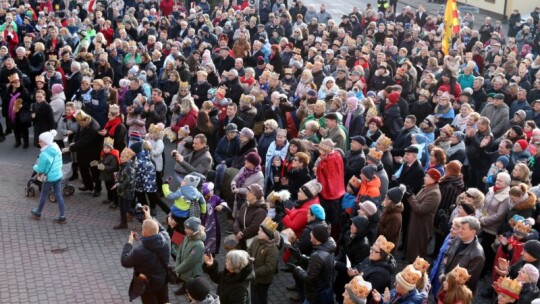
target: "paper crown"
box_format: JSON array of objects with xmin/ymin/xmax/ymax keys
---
[
  {"xmin": 396, "ymin": 265, "xmax": 422, "ymax": 290},
  {"xmin": 450, "ymin": 265, "xmax": 471, "ymax": 285},
  {"xmin": 293, "ymin": 47, "xmax": 301, "ymax": 54},
  {"xmin": 368, "ymin": 148, "xmax": 383, "ymax": 162},
  {"xmin": 266, "ymin": 190, "xmax": 291, "ymax": 205},
  {"xmin": 413, "ymin": 257, "xmax": 430, "ymax": 274},
  {"xmin": 103, "ymin": 137, "xmax": 115, "ymax": 147},
  {"xmin": 346, "ymin": 276, "xmax": 372, "ymax": 300},
  {"xmin": 48, "ymin": 54, "xmax": 58, "ymax": 61},
  {"xmin": 377, "ymin": 134, "xmax": 392, "ymax": 149},
  {"xmin": 75, "ymin": 110, "xmax": 90, "ymax": 121},
  {"xmin": 349, "ymin": 176, "xmax": 361, "ymax": 190},
  {"xmin": 514, "ymin": 219, "xmax": 532, "ymax": 236},
  {"xmin": 35, "ymin": 75, "xmax": 45, "ymax": 83},
  {"xmin": 374, "ymin": 235, "xmax": 395, "ymax": 254},
  {"xmin": 284, "ymin": 68, "xmax": 293, "ymax": 74},
  {"xmin": 276, "ymin": 128, "xmax": 287, "ymax": 137},
  {"xmin": 318, "ymin": 139, "xmax": 335, "ymax": 152},
  {"xmin": 148, "ymin": 122, "xmax": 164, "ymax": 133},
  {"xmin": 260, "ymin": 217, "xmax": 278, "ymax": 233},
  {"xmin": 240, "ymin": 94, "xmax": 253, "ymax": 105},
  {"xmin": 269, "ymin": 72, "xmax": 280, "ymax": 80},
  {"xmin": 496, "ymin": 277, "xmax": 522, "ymax": 300},
  {"xmin": 121, "ymin": 147, "xmax": 136, "ymax": 159},
  {"xmin": 179, "ymin": 81, "xmax": 190, "ymax": 90},
  {"xmin": 8, "ymin": 73, "xmax": 19, "ymax": 82},
  {"xmin": 109, "ymin": 104, "xmax": 120, "ymax": 114}
]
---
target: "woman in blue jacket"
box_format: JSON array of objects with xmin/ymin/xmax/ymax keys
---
[{"xmin": 31, "ymin": 130, "xmax": 66, "ymax": 223}]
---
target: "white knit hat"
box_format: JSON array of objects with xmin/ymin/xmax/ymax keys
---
[{"xmin": 39, "ymin": 130, "xmax": 57, "ymax": 146}]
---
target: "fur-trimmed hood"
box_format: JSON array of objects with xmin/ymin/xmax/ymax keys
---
[{"xmin": 512, "ymin": 191, "xmax": 537, "ymax": 211}]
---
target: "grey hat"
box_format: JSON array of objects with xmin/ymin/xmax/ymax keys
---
[
  {"xmin": 386, "ymin": 185, "xmax": 406, "ymax": 204},
  {"xmin": 225, "ymin": 123, "xmax": 238, "ymax": 133},
  {"xmin": 239, "ymin": 127, "xmax": 254, "ymax": 139},
  {"xmin": 184, "ymin": 174, "xmax": 201, "ymax": 188},
  {"xmin": 184, "ymin": 216, "xmax": 201, "ymax": 232}
]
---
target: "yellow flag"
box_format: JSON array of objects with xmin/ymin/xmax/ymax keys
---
[{"xmin": 442, "ymin": 0, "xmax": 460, "ymax": 55}]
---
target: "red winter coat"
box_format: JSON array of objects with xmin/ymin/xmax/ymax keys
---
[
  {"xmin": 316, "ymin": 151, "xmax": 345, "ymax": 200},
  {"xmin": 171, "ymin": 109, "xmax": 198, "ymax": 134},
  {"xmin": 282, "ymin": 196, "xmax": 320, "ymax": 237}
]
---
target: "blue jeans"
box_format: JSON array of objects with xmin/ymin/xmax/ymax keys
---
[{"xmin": 37, "ymin": 180, "xmax": 65, "ymax": 217}]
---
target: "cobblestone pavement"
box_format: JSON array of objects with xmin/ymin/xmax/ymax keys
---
[{"xmin": 0, "ymin": 135, "xmax": 495, "ymax": 303}]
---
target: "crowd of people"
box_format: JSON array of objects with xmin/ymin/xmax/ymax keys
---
[{"xmin": 5, "ymin": 0, "xmax": 540, "ymax": 303}]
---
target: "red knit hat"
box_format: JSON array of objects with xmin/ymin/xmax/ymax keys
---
[
  {"xmin": 516, "ymin": 139, "xmax": 528, "ymax": 151},
  {"xmin": 426, "ymin": 168, "xmax": 442, "ymax": 183},
  {"xmin": 387, "ymin": 92, "xmax": 400, "ymax": 104}
]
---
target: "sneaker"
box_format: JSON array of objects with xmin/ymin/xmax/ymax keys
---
[
  {"xmin": 31, "ymin": 209, "xmax": 41, "ymax": 219},
  {"xmin": 109, "ymin": 204, "xmax": 118, "ymax": 209},
  {"xmin": 68, "ymin": 175, "xmax": 78, "ymax": 181},
  {"xmin": 78, "ymin": 186, "xmax": 93, "ymax": 192},
  {"xmin": 92, "ymin": 191, "xmax": 101, "ymax": 197},
  {"xmin": 102, "ymin": 199, "xmax": 111, "ymax": 204},
  {"xmin": 113, "ymin": 222, "xmax": 128, "ymax": 230},
  {"xmin": 53, "ymin": 216, "xmax": 67, "ymax": 224}
]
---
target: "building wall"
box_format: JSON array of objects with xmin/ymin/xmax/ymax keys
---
[{"xmin": 457, "ymin": 0, "xmax": 537, "ymax": 18}]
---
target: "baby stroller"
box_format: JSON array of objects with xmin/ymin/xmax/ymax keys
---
[{"xmin": 25, "ymin": 153, "xmax": 76, "ymax": 201}]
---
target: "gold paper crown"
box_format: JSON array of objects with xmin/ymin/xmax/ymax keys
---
[
  {"xmin": 419, "ymin": 89, "xmax": 431, "ymax": 98},
  {"xmin": 269, "ymin": 72, "xmax": 280, "ymax": 80},
  {"xmin": 8, "ymin": 73, "xmax": 19, "ymax": 82},
  {"xmin": 514, "ymin": 219, "xmax": 532, "ymax": 235},
  {"xmin": 75, "ymin": 110, "xmax": 90, "ymax": 121},
  {"xmin": 377, "ymin": 135, "xmax": 392, "ymax": 149},
  {"xmin": 35, "ymin": 75, "xmax": 45, "ymax": 83},
  {"xmin": 293, "ymin": 47, "xmax": 301, "ymax": 54},
  {"xmin": 148, "ymin": 123, "xmax": 164, "ymax": 134},
  {"xmin": 413, "ymin": 257, "xmax": 430, "ymax": 273},
  {"xmin": 240, "ymin": 94, "xmax": 252, "ymax": 105},
  {"xmin": 266, "ymin": 190, "xmax": 291, "ymax": 205},
  {"xmin": 179, "ymin": 81, "xmax": 190, "ymax": 90},
  {"xmin": 346, "ymin": 276, "xmax": 372, "ymax": 299},
  {"xmin": 496, "ymin": 277, "xmax": 522, "ymax": 300},
  {"xmin": 121, "ymin": 147, "xmax": 136, "ymax": 159},
  {"xmin": 349, "ymin": 176, "xmax": 361, "ymax": 190},
  {"xmin": 284, "ymin": 68, "xmax": 293, "ymax": 74},
  {"xmin": 48, "ymin": 54, "xmax": 58, "ymax": 61},
  {"xmin": 374, "ymin": 235, "xmax": 395, "ymax": 254},
  {"xmin": 441, "ymin": 124, "xmax": 455, "ymax": 136},
  {"xmin": 450, "ymin": 265, "xmax": 470, "ymax": 285},
  {"xmin": 368, "ymin": 148, "xmax": 383, "ymax": 161},
  {"xmin": 103, "ymin": 137, "xmax": 115, "ymax": 147},
  {"xmin": 400, "ymin": 265, "xmax": 422, "ymax": 286},
  {"xmin": 109, "ymin": 104, "xmax": 120, "ymax": 114},
  {"xmin": 260, "ymin": 217, "xmax": 278, "ymax": 232}
]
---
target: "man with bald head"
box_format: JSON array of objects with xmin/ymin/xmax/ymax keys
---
[{"xmin": 121, "ymin": 205, "xmax": 171, "ymax": 303}]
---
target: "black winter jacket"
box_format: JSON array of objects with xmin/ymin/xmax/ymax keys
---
[
  {"xmin": 295, "ymin": 238, "xmax": 337, "ymax": 304},
  {"xmin": 203, "ymin": 261, "xmax": 255, "ymax": 304}
]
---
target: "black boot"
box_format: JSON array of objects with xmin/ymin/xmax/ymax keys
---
[{"xmin": 14, "ymin": 141, "xmax": 21, "ymax": 148}]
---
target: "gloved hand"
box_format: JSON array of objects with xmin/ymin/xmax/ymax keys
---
[
  {"xmin": 90, "ymin": 160, "xmax": 99, "ymax": 167},
  {"xmin": 97, "ymin": 163, "xmax": 105, "ymax": 170},
  {"xmin": 163, "ymin": 176, "xmax": 173, "ymax": 184}
]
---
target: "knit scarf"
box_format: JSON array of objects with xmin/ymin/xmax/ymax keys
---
[
  {"xmin": 236, "ymin": 165, "xmax": 261, "ymax": 187},
  {"xmin": 104, "ymin": 116, "xmax": 122, "ymax": 137},
  {"xmin": 8, "ymin": 92, "xmax": 21, "ymax": 122},
  {"xmin": 446, "ymin": 141, "xmax": 465, "ymax": 158}
]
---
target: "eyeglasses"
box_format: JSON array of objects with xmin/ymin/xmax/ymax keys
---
[{"xmin": 369, "ymin": 246, "xmax": 381, "ymax": 254}]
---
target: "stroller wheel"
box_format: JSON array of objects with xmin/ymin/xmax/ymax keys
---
[
  {"xmin": 29, "ymin": 187, "xmax": 36, "ymax": 197},
  {"xmin": 25, "ymin": 187, "xmax": 30, "ymax": 197},
  {"xmin": 48, "ymin": 191, "xmax": 57, "ymax": 203},
  {"xmin": 63, "ymin": 186, "xmax": 75, "ymax": 196}
]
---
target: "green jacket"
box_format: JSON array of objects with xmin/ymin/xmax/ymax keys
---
[
  {"xmin": 247, "ymin": 234, "xmax": 279, "ymax": 285},
  {"xmin": 175, "ymin": 226, "xmax": 206, "ymax": 281}
]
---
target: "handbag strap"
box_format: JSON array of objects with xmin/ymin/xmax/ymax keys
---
[{"xmin": 44, "ymin": 154, "xmax": 56, "ymax": 176}]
